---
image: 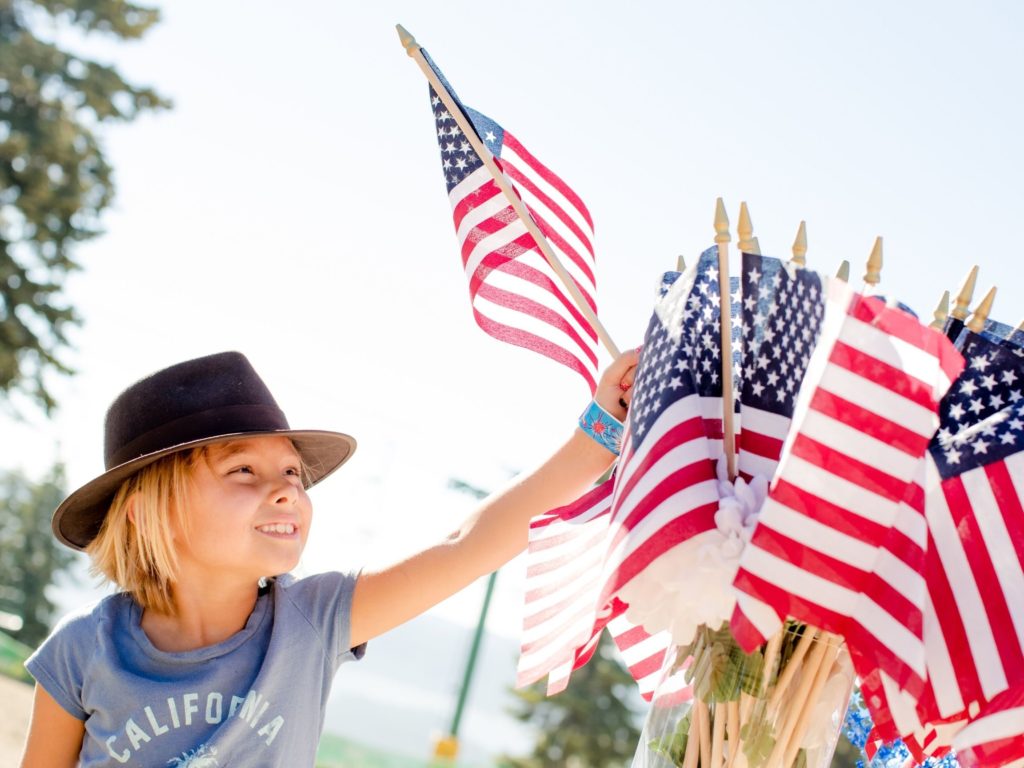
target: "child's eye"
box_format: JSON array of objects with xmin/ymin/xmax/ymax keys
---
[
  {"xmin": 232, "ymin": 465, "xmax": 254, "ymax": 475},
  {"xmin": 284, "ymin": 467, "xmax": 301, "ymax": 477}
]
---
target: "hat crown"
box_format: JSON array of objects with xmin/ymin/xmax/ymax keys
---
[{"xmin": 103, "ymin": 351, "xmax": 289, "ymax": 469}]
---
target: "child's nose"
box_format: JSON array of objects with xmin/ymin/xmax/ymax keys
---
[{"xmin": 271, "ymin": 479, "xmax": 299, "ymax": 504}]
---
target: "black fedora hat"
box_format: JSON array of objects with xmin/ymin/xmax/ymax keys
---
[{"xmin": 52, "ymin": 351, "xmax": 357, "ymax": 551}]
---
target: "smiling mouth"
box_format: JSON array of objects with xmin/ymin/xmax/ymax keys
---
[{"xmin": 256, "ymin": 523, "xmax": 297, "ymax": 536}]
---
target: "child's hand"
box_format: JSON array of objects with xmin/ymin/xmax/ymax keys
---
[{"xmin": 594, "ymin": 346, "xmax": 641, "ymax": 424}]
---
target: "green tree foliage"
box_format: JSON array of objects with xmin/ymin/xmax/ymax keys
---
[
  {"xmin": 0, "ymin": 464, "xmax": 74, "ymax": 647},
  {"xmin": 499, "ymin": 632, "xmax": 642, "ymax": 768},
  {"xmin": 0, "ymin": 0, "xmax": 168, "ymax": 411}
]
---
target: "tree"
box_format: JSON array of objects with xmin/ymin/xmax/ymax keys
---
[
  {"xmin": 499, "ymin": 632, "xmax": 643, "ymax": 768},
  {"xmin": 0, "ymin": 0, "xmax": 169, "ymax": 411},
  {"xmin": 0, "ymin": 464, "xmax": 75, "ymax": 647}
]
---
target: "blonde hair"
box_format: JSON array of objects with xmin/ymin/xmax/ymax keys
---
[{"xmin": 86, "ymin": 448, "xmax": 204, "ymax": 615}]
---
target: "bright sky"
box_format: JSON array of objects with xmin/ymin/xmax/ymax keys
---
[{"xmin": 4, "ymin": 0, "xmax": 1024, "ymax": 643}]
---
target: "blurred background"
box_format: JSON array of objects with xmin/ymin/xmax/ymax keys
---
[{"xmin": 2, "ymin": 0, "xmax": 1022, "ymax": 765}]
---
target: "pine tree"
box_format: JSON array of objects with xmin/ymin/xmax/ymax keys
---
[
  {"xmin": 0, "ymin": 464, "xmax": 74, "ymax": 647},
  {"xmin": 499, "ymin": 632, "xmax": 642, "ymax": 768},
  {"xmin": 0, "ymin": 0, "xmax": 169, "ymax": 411}
]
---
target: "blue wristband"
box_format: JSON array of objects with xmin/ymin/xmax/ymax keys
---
[{"xmin": 578, "ymin": 400, "xmax": 624, "ymax": 456}]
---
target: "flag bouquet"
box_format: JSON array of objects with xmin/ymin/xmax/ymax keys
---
[
  {"xmin": 398, "ymin": 26, "xmax": 1024, "ymax": 766},
  {"xmin": 619, "ymin": 243, "xmax": 879, "ymax": 768}
]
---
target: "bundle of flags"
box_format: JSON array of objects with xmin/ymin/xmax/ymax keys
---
[
  {"xmin": 413, "ymin": 38, "xmax": 1024, "ymax": 768},
  {"xmin": 518, "ymin": 250, "xmax": 1024, "ymax": 766}
]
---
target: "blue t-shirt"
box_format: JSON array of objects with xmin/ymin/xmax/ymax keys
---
[{"xmin": 26, "ymin": 571, "xmax": 365, "ymax": 767}]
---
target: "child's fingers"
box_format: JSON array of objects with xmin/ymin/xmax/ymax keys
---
[
  {"xmin": 594, "ymin": 346, "xmax": 642, "ymax": 420},
  {"xmin": 599, "ymin": 346, "xmax": 641, "ymax": 388}
]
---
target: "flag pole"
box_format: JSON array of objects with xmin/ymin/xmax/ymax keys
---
[
  {"xmin": 950, "ymin": 265, "xmax": 980, "ymax": 322},
  {"xmin": 930, "ymin": 290, "xmax": 951, "ymax": 330},
  {"xmin": 714, "ymin": 198, "xmax": 737, "ymax": 481},
  {"xmin": 790, "ymin": 221, "xmax": 807, "ymax": 267},
  {"xmin": 862, "ymin": 236, "xmax": 883, "ymax": 293},
  {"xmin": 396, "ymin": 24, "xmax": 620, "ymax": 359},
  {"xmin": 966, "ymin": 286, "xmax": 997, "ymax": 333},
  {"xmin": 737, "ymin": 201, "xmax": 760, "ymax": 256}
]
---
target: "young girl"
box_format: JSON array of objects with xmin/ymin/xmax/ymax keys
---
[{"xmin": 19, "ymin": 349, "xmax": 638, "ymax": 767}]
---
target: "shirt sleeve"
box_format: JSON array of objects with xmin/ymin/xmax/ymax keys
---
[
  {"xmin": 24, "ymin": 607, "xmax": 98, "ymax": 721},
  {"xmin": 279, "ymin": 571, "xmax": 367, "ymax": 666}
]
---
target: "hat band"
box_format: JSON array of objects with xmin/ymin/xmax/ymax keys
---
[{"xmin": 107, "ymin": 404, "xmax": 290, "ymax": 469}]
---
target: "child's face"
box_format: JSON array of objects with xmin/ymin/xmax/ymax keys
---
[{"xmin": 173, "ymin": 436, "xmax": 312, "ymax": 584}]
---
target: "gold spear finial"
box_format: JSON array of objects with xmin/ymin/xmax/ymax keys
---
[
  {"xmin": 930, "ymin": 290, "xmax": 950, "ymax": 330},
  {"xmin": 864, "ymin": 237, "xmax": 883, "ymax": 286},
  {"xmin": 791, "ymin": 221, "xmax": 807, "ymax": 267},
  {"xmin": 950, "ymin": 265, "xmax": 980, "ymax": 321},
  {"xmin": 836, "ymin": 260, "xmax": 850, "ymax": 282},
  {"xmin": 395, "ymin": 24, "xmax": 418, "ymax": 55},
  {"xmin": 715, "ymin": 197, "xmax": 730, "ymax": 245},
  {"xmin": 966, "ymin": 287, "xmax": 997, "ymax": 332},
  {"xmin": 738, "ymin": 202, "xmax": 759, "ymax": 254},
  {"xmin": 677, "ymin": 254, "xmax": 687, "ymax": 272}
]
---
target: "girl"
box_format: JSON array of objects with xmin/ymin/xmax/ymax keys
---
[{"xmin": 19, "ymin": 349, "xmax": 637, "ymax": 767}]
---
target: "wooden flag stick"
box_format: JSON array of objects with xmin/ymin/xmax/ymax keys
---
[
  {"xmin": 951, "ymin": 265, "xmax": 980, "ymax": 321},
  {"xmin": 737, "ymin": 202, "xmax": 760, "ymax": 255},
  {"xmin": 711, "ymin": 703, "xmax": 727, "ymax": 768},
  {"xmin": 781, "ymin": 639, "xmax": 842, "ymax": 766},
  {"xmin": 678, "ymin": 254, "xmax": 687, "ymax": 272},
  {"xmin": 966, "ymin": 286, "xmax": 997, "ymax": 333},
  {"xmin": 930, "ymin": 291, "xmax": 950, "ymax": 330},
  {"xmin": 697, "ymin": 698, "xmax": 712, "ymax": 768},
  {"xmin": 683, "ymin": 707, "xmax": 700, "ymax": 768},
  {"xmin": 725, "ymin": 699, "xmax": 740, "ymax": 768},
  {"xmin": 396, "ymin": 24, "xmax": 620, "ymax": 358},
  {"xmin": 863, "ymin": 237, "xmax": 883, "ymax": 290},
  {"xmin": 715, "ymin": 198, "xmax": 737, "ymax": 481},
  {"xmin": 765, "ymin": 632, "xmax": 831, "ymax": 767},
  {"xmin": 836, "ymin": 260, "xmax": 850, "ymax": 282},
  {"xmin": 791, "ymin": 221, "xmax": 807, "ymax": 267}
]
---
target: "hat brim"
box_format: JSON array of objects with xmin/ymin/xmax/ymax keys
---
[{"xmin": 52, "ymin": 429, "xmax": 356, "ymax": 551}]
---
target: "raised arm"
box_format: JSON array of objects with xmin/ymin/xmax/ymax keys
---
[
  {"xmin": 349, "ymin": 349, "xmax": 639, "ymax": 647},
  {"xmin": 19, "ymin": 684, "xmax": 85, "ymax": 768}
]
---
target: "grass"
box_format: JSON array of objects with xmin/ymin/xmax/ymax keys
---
[
  {"xmin": 315, "ymin": 730, "xmax": 446, "ymax": 767},
  {"xmin": 0, "ymin": 631, "xmax": 33, "ymax": 683}
]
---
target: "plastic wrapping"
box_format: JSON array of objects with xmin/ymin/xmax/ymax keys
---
[{"xmin": 632, "ymin": 622, "xmax": 854, "ymax": 768}]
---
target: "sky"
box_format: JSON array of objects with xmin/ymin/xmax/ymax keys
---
[{"xmin": 4, "ymin": 0, "xmax": 1024, "ymax": 743}]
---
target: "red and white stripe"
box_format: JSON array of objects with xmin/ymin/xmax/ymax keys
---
[
  {"xmin": 732, "ymin": 290, "xmax": 964, "ymax": 702},
  {"xmin": 516, "ymin": 479, "xmax": 679, "ymax": 700},
  {"xmin": 517, "ymin": 480, "xmax": 614, "ymax": 695},
  {"xmin": 606, "ymin": 614, "xmax": 675, "ymax": 702},
  {"xmin": 955, "ymin": 685, "xmax": 1024, "ymax": 768},
  {"xmin": 598, "ymin": 393, "xmax": 720, "ymax": 608},
  {"xmin": 450, "ymin": 137, "xmax": 599, "ymax": 393},
  {"xmin": 923, "ymin": 449, "xmax": 1024, "ymax": 720}
]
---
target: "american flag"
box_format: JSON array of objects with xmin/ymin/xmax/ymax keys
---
[
  {"xmin": 599, "ymin": 263, "xmax": 721, "ymax": 609},
  {"xmin": 517, "ymin": 259, "xmax": 728, "ymax": 700},
  {"xmin": 729, "ymin": 253, "xmax": 826, "ymax": 649},
  {"xmin": 732, "ymin": 289, "xmax": 964, "ymax": 703},
  {"xmin": 918, "ymin": 331, "xmax": 1024, "ymax": 734},
  {"xmin": 422, "ymin": 50, "xmax": 599, "ymax": 392},
  {"xmin": 516, "ymin": 478, "xmax": 618, "ymax": 695},
  {"xmin": 670, "ymin": 246, "xmax": 741, "ymax": 456},
  {"xmin": 515, "ymin": 465, "xmax": 675, "ymax": 701},
  {"xmin": 736, "ymin": 253, "xmax": 825, "ymax": 480}
]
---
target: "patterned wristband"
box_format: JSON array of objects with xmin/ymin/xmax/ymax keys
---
[{"xmin": 578, "ymin": 400, "xmax": 624, "ymax": 456}]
